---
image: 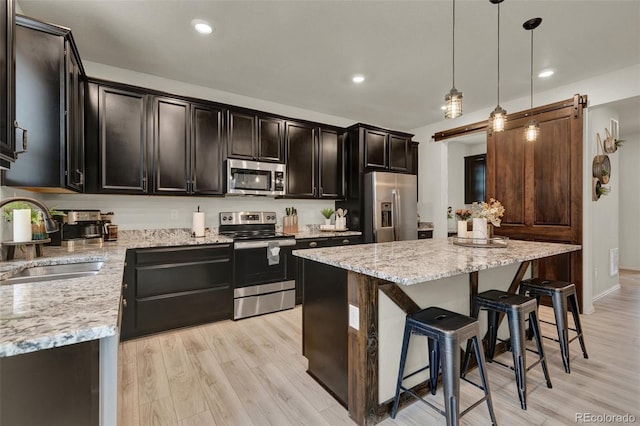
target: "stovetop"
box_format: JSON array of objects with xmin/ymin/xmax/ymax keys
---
[{"xmin": 218, "ymin": 229, "xmax": 292, "ymax": 241}]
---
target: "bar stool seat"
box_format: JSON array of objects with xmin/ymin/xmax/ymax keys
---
[
  {"xmin": 391, "ymin": 307, "xmax": 496, "ymax": 426},
  {"xmin": 462, "ymin": 290, "xmax": 552, "ymax": 410},
  {"xmin": 519, "ymin": 278, "xmax": 588, "ymax": 373}
]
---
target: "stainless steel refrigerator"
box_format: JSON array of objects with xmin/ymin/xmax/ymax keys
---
[{"xmin": 363, "ymin": 172, "xmax": 417, "ymax": 243}]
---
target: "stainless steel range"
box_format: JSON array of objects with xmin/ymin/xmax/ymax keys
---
[{"xmin": 219, "ymin": 211, "xmax": 296, "ymax": 320}]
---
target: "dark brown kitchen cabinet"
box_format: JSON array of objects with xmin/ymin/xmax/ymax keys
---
[
  {"xmin": 86, "ymin": 82, "xmax": 149, "ymax": 194},
  {"xmin": 358, "ymin": 124, "xmax": 412, "ymax": 172},
  {"xmin": 0, "ymin": 0, "xmax": 15, "ymax": 168},
  {"xmin": 120, "ymin": 244, "xmax": 233, "ymax": 340},
  {"xmin": 152, "ymin": 97, "xmax": 189, "ymax": 194},
  {"xmin": 5, "ymin": 16, "xmax": 86, "ymax": 191},
  {"xmin": 227, "ymin": 109, "xmax": 284, "ymax": 163},
  {"xmin": 285, "ymin": 121, "xmax": 316, "ymax": 197},
  {"xmin": 285, "ymin": 122, "xmax": 344, "ymax": 199},
  {"xmin": 191, "ymin": 102, "xmax": 225, "ymax": 194},
  {"xmin": 154, "ymin": 98, "xmax": 225, "ymax": 195}
]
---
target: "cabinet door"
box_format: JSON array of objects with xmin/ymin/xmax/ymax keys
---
[
  {"xmin": 388, "ymin": 134, "xmax": 410, "ymax": 171},
  {"xmin": 0, "ymin": 0, "xmax": 15, "ymax": 166},
  {"xmin": 257, "ymin": 115, "xmax": 283, "ymax": 162},
  {"xmin": 99, "ymin": 86, "xmax": 148, "ymax": 193},
  {"xmin": 192, "ymin": 103, "xmax": 224, "ymax": 195},
  {"xmin": 65, "ymin": 40, "xmax": 84, "ymax": 192},
  {"xmin": 153, "ymin": 97, "xmax": 189, "ymax": 194},
  {"xmin": 285, "ymin": 121, "xmax": 316, "ymax": 197},
  {"xmin": 227, "ymin": 110, "xmax": 255, "ymax": 159},
  {"xmin": 318, "ymin": 128, "xmax": 343, "ymax": 198},
  {"xmin": 364, "ymin": 128, "xmax": 387, "ymax": 169}
]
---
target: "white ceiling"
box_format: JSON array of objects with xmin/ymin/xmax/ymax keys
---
[{"xmin": 16, "ymin": 0, "xmax": 640, "ymax": 132}]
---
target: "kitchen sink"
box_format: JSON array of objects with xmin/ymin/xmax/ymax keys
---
[{"xmin": 0, "ymin": 261, "xmax": 104, "ymax": 285}]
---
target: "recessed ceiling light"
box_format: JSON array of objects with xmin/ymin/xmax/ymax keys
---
[
  {"xmin": 538, "ymin": 69, "xmax": 554, "ymax": 78},
  {"xmin": 352, "ymin": 75, "xmax": 365, "ymax": 84},
  {"xmin": 191, "ymin": 19, "xmax": 213, "ymax": 35}
]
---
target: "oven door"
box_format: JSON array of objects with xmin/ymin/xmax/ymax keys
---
[{"xmin": 233, "ymin": 239, "xmax": 295, "ymax": 287}]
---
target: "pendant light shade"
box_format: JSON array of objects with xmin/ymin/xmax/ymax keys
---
[
  {"xmin": 489, "ymin": 0, "xmax": 506, "ymax": 132},
  {"xmin": 523, "ymin": 17, "xmax": 542, "ymax": 142},
  {"xmin": 444, "ymin": 0, "xmax": 463, "ymax": 119}
]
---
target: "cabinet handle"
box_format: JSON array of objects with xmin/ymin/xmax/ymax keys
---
[
  {"xmin": 309, "ymin": 242, "xmax": 318, "ymax": 248},
  {"xmin": 122, "ymin": 298, "xmax": 128, "ymax": 308},
  {"xmin": 13, "ymin": 121, "xmax": 28, "ymax": 155},
  {"xmin": 342, "ymin": 239, "xmax": 350, "ymax": 244},
  {"xmin": 122, "ymin": 283, "xmax": 128, "ymax": 290},
  {"xmin": 142, "ymin": 177, "xmax": 148, "ymax": 192},
  {"xmin": 319, "ymin": 187, "xmax": 323, "ymax": 196},
  {"xmin": 313, "ymin": 186, "xmax": 316, "ymax": 196},
  {"xmin": 75, "ymin": 169, "xmax": 84, "ymax": 185}
]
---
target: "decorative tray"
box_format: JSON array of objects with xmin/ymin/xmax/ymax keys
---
[{"xmin": 451, "ymin": 236, "xmax": 508, "ymax": 248}]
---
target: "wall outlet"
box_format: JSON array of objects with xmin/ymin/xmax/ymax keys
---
[
  {"xmin": 594, "ymin": 267, "xmax": 598, "ymax": 278},
  {"xmin": 170, "ymin": 210, "xmax": 178, "ymax": 220}
]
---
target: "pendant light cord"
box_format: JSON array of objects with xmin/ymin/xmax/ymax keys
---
[
  {"xmin": 530, "ymin": 28, "xmax": 534, "ymax": 112},
  {"xmin": 452, "ymin": 0, "xmax": 456, "ymax": 88},
  {"xmin": 497, "ymin": 2, "xmax": 501, "ymax": 106}
]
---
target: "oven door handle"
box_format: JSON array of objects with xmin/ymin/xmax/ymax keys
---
[{"xmin": 234, "ymin": 239, "xmax": 297, "ymax": 250}]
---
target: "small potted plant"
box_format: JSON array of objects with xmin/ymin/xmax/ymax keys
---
[{"xmin": 320, "ymin": 208, "xmax": 334, "ymax": 225}]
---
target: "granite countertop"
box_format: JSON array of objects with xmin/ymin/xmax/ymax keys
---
[
  {"xmin": 293, "ymin": 238, "xmax": 581, "ymax": 286},
  {"xmin": 0, "ymin": 229, "xmax": 233, "ymax": 358}
]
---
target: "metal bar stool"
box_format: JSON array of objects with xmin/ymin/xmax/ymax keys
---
[
  {"xmin": 462, "ymin": 290, "xmax": 552, "ymax": 410},
  {"xmin": 391, "ymin": 307, "xmax": 497, "ymax": 426},
  {"xmin": 519, "ymin": 278, "xmax": 588, "ymax": 373}
]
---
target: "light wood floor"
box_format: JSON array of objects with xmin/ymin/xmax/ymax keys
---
[{"xmin": 118, "ymin": 272, "xmax": 640, "ymax": 425}]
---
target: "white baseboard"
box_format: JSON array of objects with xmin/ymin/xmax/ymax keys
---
[
  {"xmin": 620, "ymin": 266, "xmax": 640, "ymax": 272},
  {"xmin": 593, "ymin": 283, "xmax": 621, "ymax": 302}
]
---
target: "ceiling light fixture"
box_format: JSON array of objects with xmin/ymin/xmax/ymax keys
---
[
  {"xmin": 523, "ymin": 17, "xmax": 542, "ymax": 142},
  {"xmin": 352, "ymin": 75, "xmax": 365, "ymax": 84},
  {"xmin": 488, "ymin": 0, "xmax": 506, "ymax": 133},
  {"xmin": 538, "ymin": 69, "xmax": 554, "ymax": 78},
  {"xmin": 444, "ymin": 0, "xmax": 463, "ymax": 119},
  {"xmin": 191, "ymin": 19, "xmax": 213, "ymax": 35}
]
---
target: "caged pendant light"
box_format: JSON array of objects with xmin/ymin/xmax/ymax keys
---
[
  {"xmin": 444, "ymin": 0, "xmax": 463, "ymax": 119},
  {"xmin": 488, "ymin": 0, "xmax": 506, "ymax": 132},
  {"xmin": 523, "ymin": 17, "xmax": 542, "ymax": 142}
]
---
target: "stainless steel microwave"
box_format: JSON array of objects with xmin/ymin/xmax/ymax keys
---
[{"xmin": 226, "ymin": 159, "xmax": 286, "ymax": 196}]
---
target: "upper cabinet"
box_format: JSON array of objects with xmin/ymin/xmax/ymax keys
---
[
  {"xmin": 4, "ymin": 16, "xmax": 85, "ymax": 191},
  {"xmin": 85, "ymin": 80, "xmax": 226, "ymax": 196},
  {"xmin": 284, "ymin": 121, "xmax": 344, "ymax": 199},
  {"xmin": 86, "ymin": 83, "xmax": 149, "ymax": 194},
  {"xmin": 353, "ymin": 124, "xmax": 412, "ymax": 173},
  {"xmin": 227, "ymin": 109, "xmax": 284, "ymax": 163},
  {"xmin": 0, "ymin": 0, "xmax": 15, "ymax": 168}
]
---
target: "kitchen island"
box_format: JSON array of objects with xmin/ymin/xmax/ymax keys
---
[{"xmin": 293, "ymin": 237, "xmax": 581, "ymax": 426}]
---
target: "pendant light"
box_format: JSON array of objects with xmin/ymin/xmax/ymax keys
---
[
  {"xmin": 444, "ymin": 0, "xmax": 463, "ymax": 119},
  {"xmin": 488, "ymin": 0, "xmax": 506, "ymax": 132},
  {"xmin": 523, "ymin": 18, "xmax": 542, "ymax": 142}
]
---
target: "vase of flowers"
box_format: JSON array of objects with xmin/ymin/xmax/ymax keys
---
[
  {"xmin": 471, "ymin": 198, "xmax": 505, "ymax": 239},
  {"xmin": 454, "ymin": 208, "xmax": 472, "ymax": 238}
]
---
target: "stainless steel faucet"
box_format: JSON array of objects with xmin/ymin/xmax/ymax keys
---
[{"xmin": 0, "ymin": 197, "xmax": 59, "ymax": 233}]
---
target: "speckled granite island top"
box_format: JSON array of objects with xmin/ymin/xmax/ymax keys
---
[
  {"xmin": 293, "ymin": 238, "xmax": 581, "ymax": 286},
  {"xmin": 0, "ymin": 229, "xmax": 233, "ymax": 357}
]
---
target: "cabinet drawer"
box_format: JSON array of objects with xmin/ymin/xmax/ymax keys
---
[
  {"xmin": 134, "ymin": 244, "xmax": 231, "ymax": 265},
  {"xmin": 135, "ymin": 258, "xmax": 231, "ymax": 297},
  {"xmin": 418, "ymin": 230, "xmax": 433, "ymax": 239},
  {"xmin": 135, "ymin": 287, "xmax": 231, "ymax": 335}
]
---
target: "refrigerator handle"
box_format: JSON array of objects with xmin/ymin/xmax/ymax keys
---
[{"xmin": 392, "ymin": 189, "xmax": 400, "ymax": 241}]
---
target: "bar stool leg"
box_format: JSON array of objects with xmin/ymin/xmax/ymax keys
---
[
  {"xmin": 529, "ymin": 310, "xmax": 553, "ymax": 389},
  {"xmin": 440, "ymin": 336, "xmax": 461, "ymax": 426},
  {"xmin": 391, "ymin": 322, "xmax": 412, "ymax": 419},
  {"xmin": 507, "ymin": 310, "xmax": 528, "ymax": 410},
  {"xmin": 551, "ymin": 291, "xmax": 571, "ymax": 373},
  {"xmin": 568, "ymin": 292, "xmax": 589, "ymax": 359},
  {"xmin": 428, "ymin": 339, "xmax": 440, "ymax": 395},
  {"xmin": 472, "ymin": 335, "xmax": 497, "ymax": 425},
  {"xmin": 486, "ymin": 310, "xmax": 500, "ymax": 361}
]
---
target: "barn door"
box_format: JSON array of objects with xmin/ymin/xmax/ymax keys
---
[{"xmin": 486, "ymin": 95, "xmax": 586, "ymax": 309}]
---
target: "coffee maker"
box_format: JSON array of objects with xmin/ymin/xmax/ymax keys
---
[
  {"xmin": 101, "ymin": 212, "xmax": 118, "ymax": 241},
  {"xmin": 48, "ymin": 210, "xmax": 109, "ymax": 247}
]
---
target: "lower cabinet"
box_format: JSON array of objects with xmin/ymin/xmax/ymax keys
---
[
  {"xmin": 121, "ymin": 244, "xmax": 232, "ymax": 340},
  {"xmin": 290, "ymin": 235, "xmax": 362, "ymax": 305}
]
